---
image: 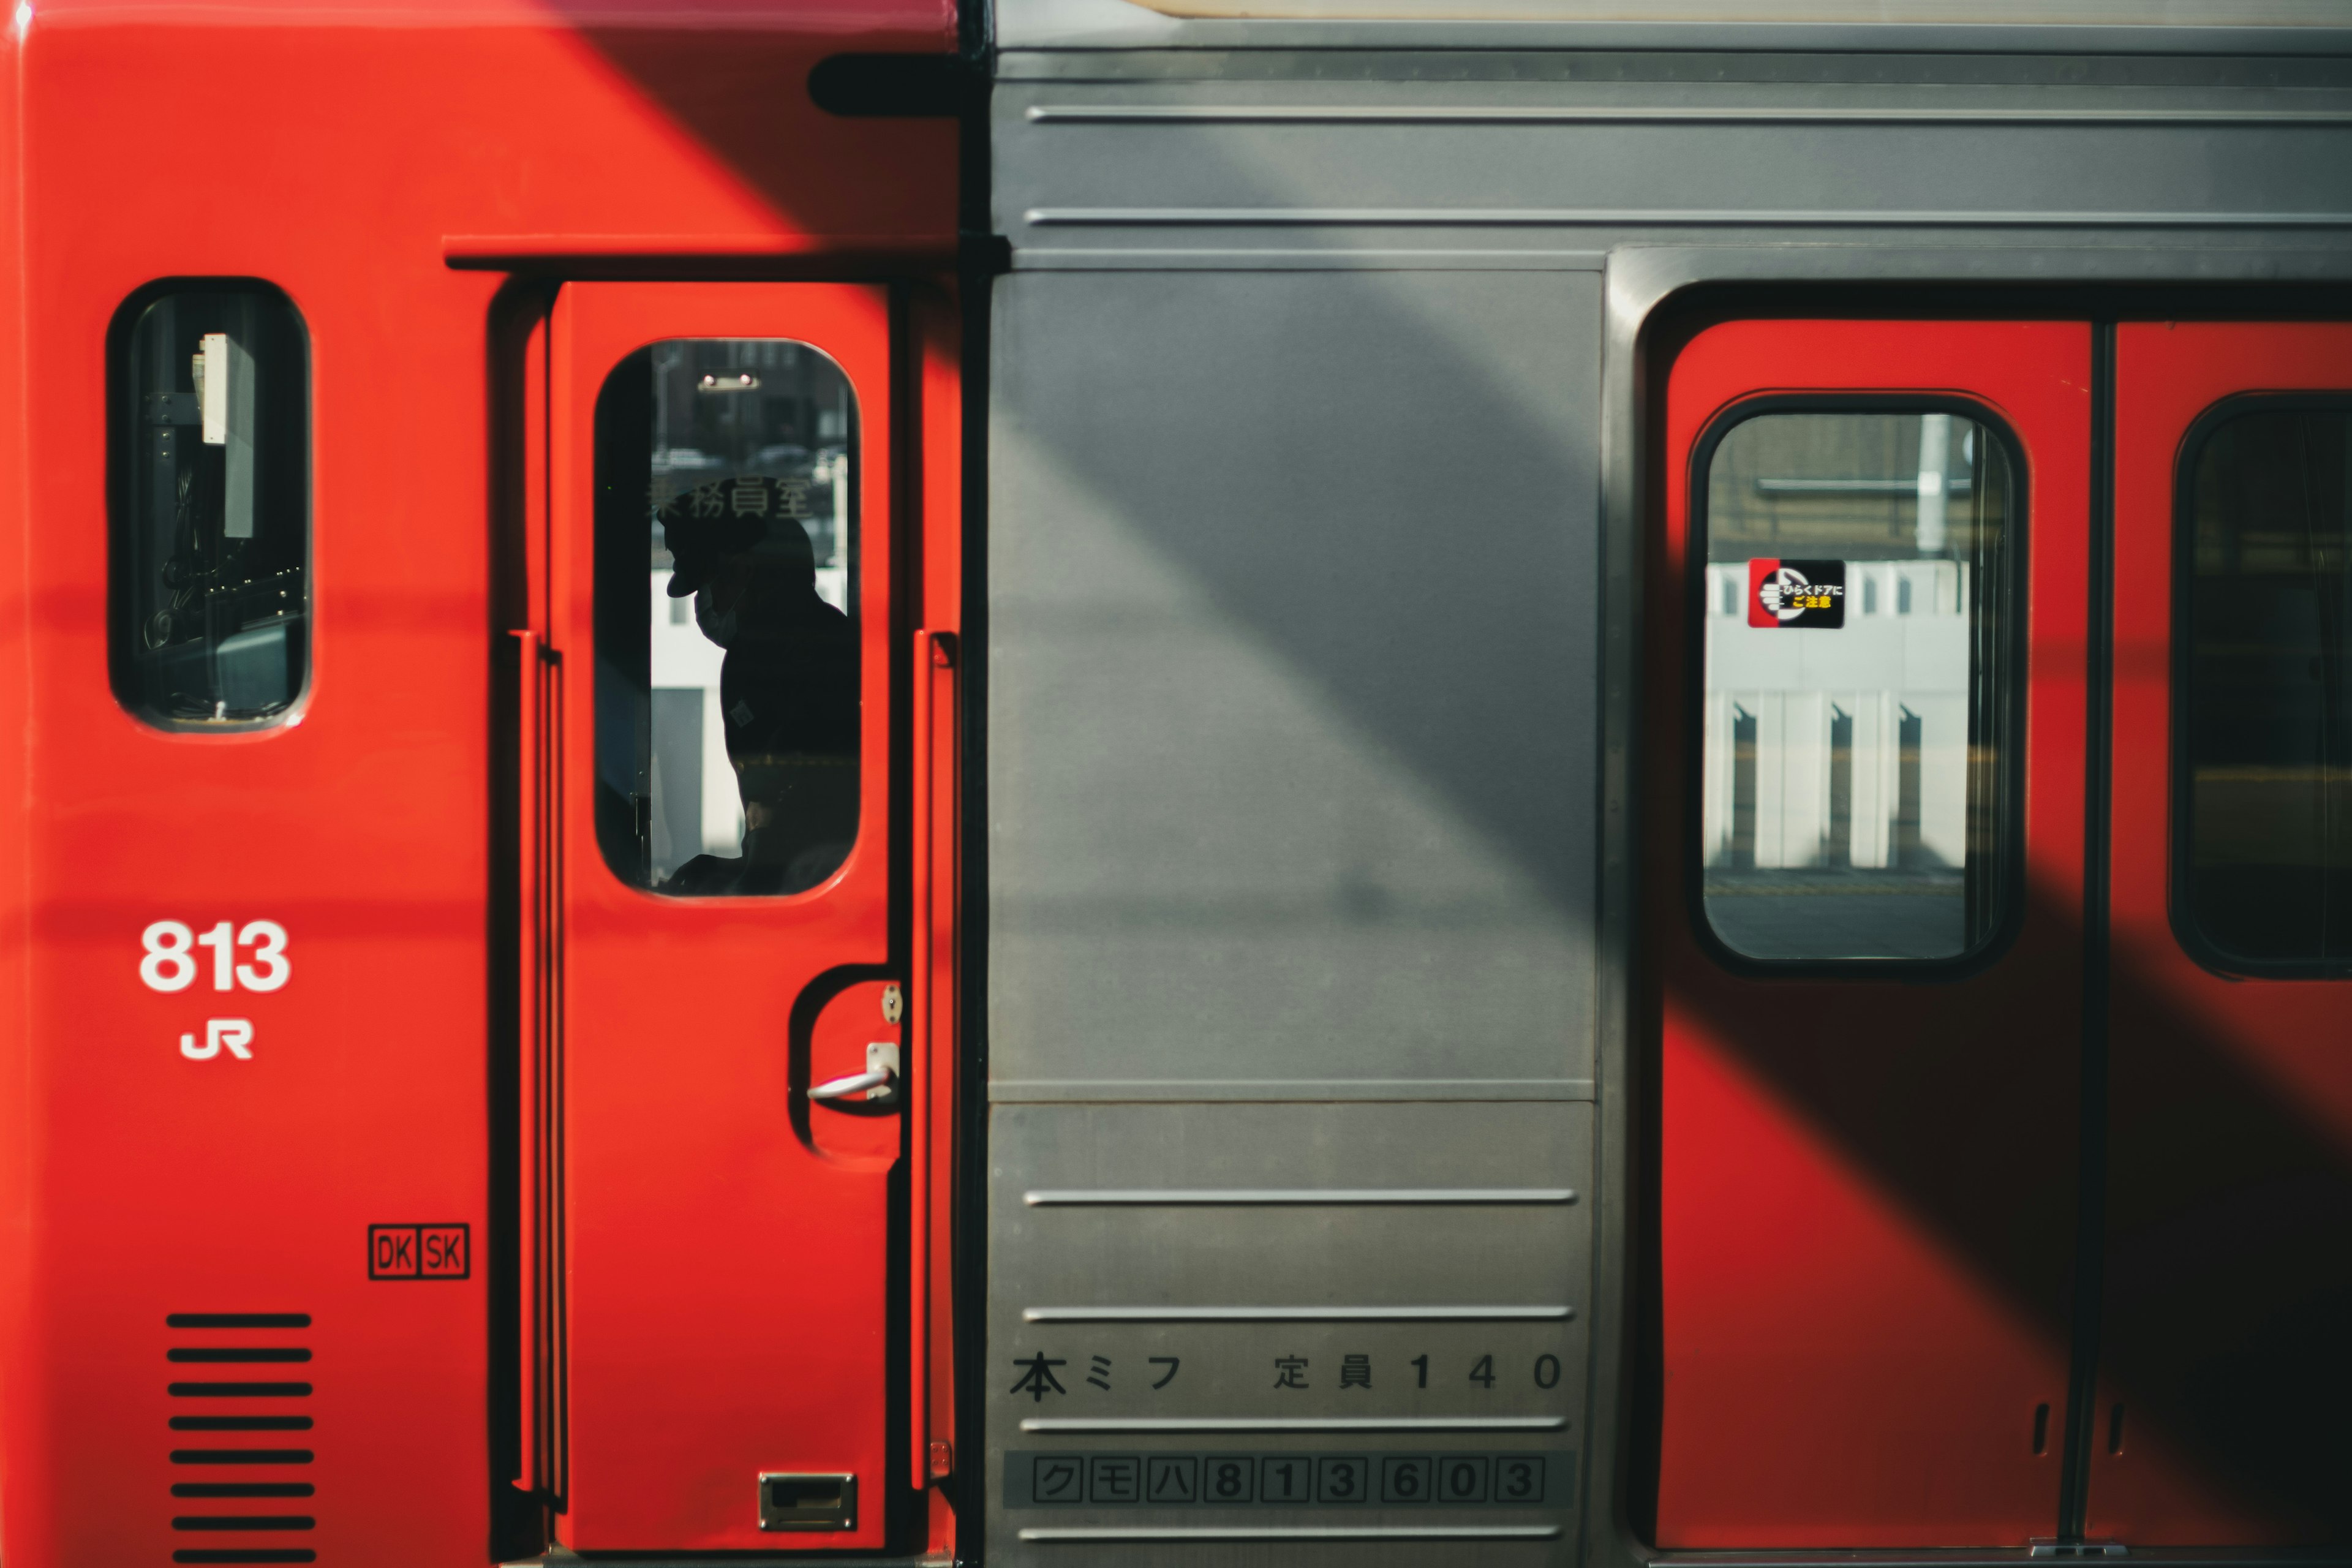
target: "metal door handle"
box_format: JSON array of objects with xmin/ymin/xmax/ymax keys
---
[
  {"xmin": 810, "ymin": 1069, "xmax": 891, "ymax": 1101},
  {"xmin": 812, "ymin": 1042, "xmax": 900, "ymax": 1105}
]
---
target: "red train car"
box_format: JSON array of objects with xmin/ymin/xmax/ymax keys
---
[
  {"xmin": 4, "ymin": 0, "xmax": 2351, "ymax": 1564},
  {"xmin": 0, "ymin": 1, "xmax": 962, "ymax": 1561}
]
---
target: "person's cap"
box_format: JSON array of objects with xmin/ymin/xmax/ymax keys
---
[{"xmin": 660, "ymin": 481, "xmax": 771, "ymax": 596}]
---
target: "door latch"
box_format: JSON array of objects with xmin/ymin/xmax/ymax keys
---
[
  {"xmin": 810, "ymin": 1041, "xmax": 899, "ymax": 1106},
  {"xmin": 760, "ymin": 1472, "xmax": 857, "ymax": 1531}
]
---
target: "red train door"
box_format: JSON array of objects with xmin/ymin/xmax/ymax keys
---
[
  {"xmin": 2099, "ymin": 321, "xmax": 2352, "ymax": 1544},
  {"xmin": 1650, "ymin": 319, "xmax": 2093, "ymax": 1545},
  {"xmin": 520, "ymin": 281, "xmax": 910, "ymax": 1551}
]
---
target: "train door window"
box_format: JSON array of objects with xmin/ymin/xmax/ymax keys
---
[
  {"xmin": 592, "ymin": 339, "xmax": 859, "ymax": 895},
  {"xmin": 1696, "ymin": 408, "xmax": 2018, "ymax": 961},
  {"xmin": 110, "ymin": 285, "xmax": 309, "ymax": 727},
  {"xmin": 2177, "ymin": 400, "xmax": 2352, "ymax": 971}
]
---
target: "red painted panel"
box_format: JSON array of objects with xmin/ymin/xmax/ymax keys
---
[
  {"xmin": 2, "ymin": 0, "xmax": 956, "ymax": 1559},
  {"xmin": 1653, "ymin": 319, "xmax": 2092, "ymax": 1546},
  {"xmin": 19, "ymin": 257, "xmax": 503, "ymax": 1568},
  {"xmin": 0, "ymin": 33, "xmax": 34, "ymax": 1565},
  {"xmin": 15, "ymin": 101, "xmax": 512, "ymax": 1568},
  {"xmin": 2097, "ymin": 322, "xmax": 2352, "ymax": 1545},
  {"xmin": 35, "ymin": 1, "xmax": 955, "ymax": 256},
  {"xmin": 549, "ymin": 281, "xmax": 897, "ymax": 1551},
  {"xmin": 910, "ymin": 288, "xmax": 963, "ymax": 1524}
]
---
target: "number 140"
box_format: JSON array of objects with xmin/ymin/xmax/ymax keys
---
[{"xmin": 1409, "ymin": 1354, "xmax": 1563, "ymax": 1389}]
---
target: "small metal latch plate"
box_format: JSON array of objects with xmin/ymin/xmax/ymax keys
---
[
  {"xmin": 760, "ymin": 1471, "xmax": 857, "ymax": 1532},
  {"xmin": 2029, "ymin": 1541, "xmax": 2127, "ymax": 1558}
]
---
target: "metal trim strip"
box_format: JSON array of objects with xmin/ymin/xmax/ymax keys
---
[
  {"xmin": 987, "ymin": 1078, "xmax": 1598, "ymax": 1100},
  {"xmin": 1019, "ymin": 1526, "xmax": 1565, "ymax": 1541},
  {"xmin": 1020, "ymin": 1416, "xmax": 1571, "ymax": 1432},
  {"xmin": 1023, "ymin": 1305, "xmax": 1575, "ymax": 1321},
  {"xmin": 1027, "ymin": 104, "xmax": 2352, "ymax": 124},
  {"xmin": 1025, "ymin": 206, "xmax": 2352, "ymax": 228},
  {"xmin": 1012, "ymin": 247, "xmax": 1611, "ymax": 270},
  {"xmin": 1023, "ymin": 1188, "xmax": 1578, "ymax": 1204},
  {"xmin": 993, "ymin": 20, "xmax": 2352, "ymax": 55}
]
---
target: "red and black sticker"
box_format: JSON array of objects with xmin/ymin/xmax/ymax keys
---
[
  {"xmin": 368, "ymin": 1223, "xmax": 470, "ymax": 1280},
  {"xmin": 1746, "ymin": 559, "xmax": 1846, "ymax": 628}
]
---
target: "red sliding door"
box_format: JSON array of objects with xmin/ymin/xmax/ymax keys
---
[{"xmin": 1651, "ymin": 318, "xmax": 2093, "ymax": 1547}]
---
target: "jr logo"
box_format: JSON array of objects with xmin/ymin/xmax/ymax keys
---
[{"xmin": 179, "ymin": 1019, "xmax": 255, "ymax": 1060}]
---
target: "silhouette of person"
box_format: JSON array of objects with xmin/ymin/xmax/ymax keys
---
[{"xmin": 657, "ymin": 477, "xmax": 857, "ymax": 895}]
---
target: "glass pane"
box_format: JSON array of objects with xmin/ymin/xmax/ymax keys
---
[
  {"xmin": 594, "ymin": 339, "xmax": 859, "ymax": 897},
  {"xmin": 2180, "ymin": 404, "xmax": 2352, "ymax": 970},
  {"xmin": 1698, "ymin": 410, "xmax": 2016, "ymax": 961},
  {"xmin": 113, "ymin": 287, "xmax": 309, "ymax": 726}
]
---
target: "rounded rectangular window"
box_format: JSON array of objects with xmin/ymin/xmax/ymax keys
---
[
  {"xmin": 111, "ymin": 285, "xmax": 309, "ymax": 727},
  {"xmin": 594, "ymin": 339, "xmax": 859, "ymax": 896},
  {"xmin": 2177, "ymin": 399, "xmax": 2352, "ymax": 973},
  {"xmin": 1694, "ymin": 406, "xmax": 2019, "ymax": 963}
]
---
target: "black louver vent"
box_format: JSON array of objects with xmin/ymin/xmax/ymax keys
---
[{"xmin": 165, "ymin": 1314, "xmax": 316, "ymax": 1565}]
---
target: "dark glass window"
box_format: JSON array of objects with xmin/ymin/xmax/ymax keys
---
[
  {"xmin": 594, "ymin": 339, "xmax": 859, "ymax": 897},
  {"xmin": 112, "ymin": 287, "xmax": 309, "ymax": 726},
  {"xmin": 1697, "ymin": 408, "xmax": 2018, "ymax": 962},
  {"xmin": 2179, "ymin": 402, "xmax": 2352, "ymax": 971}
]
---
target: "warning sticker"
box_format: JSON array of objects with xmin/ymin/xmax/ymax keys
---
[{"xmin": 1747, "ymin": 559, "xmax": 1846, "ymax": 629}]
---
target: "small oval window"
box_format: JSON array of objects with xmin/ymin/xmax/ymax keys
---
[
  {"xmin": 1695, "ymin": 405, "xmax": 2022, "ymax": 965},
  {"xmin": 111, "ymin": 284, "xmax": 310, "ymax": 728},
  {"xmin": 592, "ymin": 338, "xmax": 860, "ymax": 897}
]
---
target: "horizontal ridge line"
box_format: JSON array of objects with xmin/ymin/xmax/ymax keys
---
[
  {"xmin": 1025, "ymin": 1188, "xmax": 1577, "ymax": 1206},
  {"xmin": 1020, "ymin": 1526, "xmax": 1562, "ymax": 1542},
  {"xmin": 1021, "ymin": 1416, "xmax": 1568, "ymax": 1433},
  {"xmin": 1025, "ymin": 1305, "xmax": 1572, "ymax": 1322},
  {"xmin": 1028, "ymin": 104, "xmax": 2352, "ymax": 127},
  {"xmin": 1025, "ymin": 206, "xmax": 2352, "ymax": 230}
]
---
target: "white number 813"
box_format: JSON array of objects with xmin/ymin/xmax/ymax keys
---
[{"xmin": 140, "ymin": 921, "xmax": 290, "ymax": 994}]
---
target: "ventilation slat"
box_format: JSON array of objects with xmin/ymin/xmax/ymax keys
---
[
  {"xmin": 170, "ymin": 1417, "xmax": 312, "ymax": 1432},
  {"xmin": 165, "ymin": 1315, "xmax": 311, "ymax": 1330},
  {"xmin": 165, "ymin": 1314, "xmax": 318, "ymax": 1559},
  {"xmin": 168, "ymin": 1383, "xmax": 311, "ymax": 1398}
]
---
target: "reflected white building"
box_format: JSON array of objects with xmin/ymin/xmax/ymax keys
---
[{"xmin": 1702, "ymin": 558, "xmax": 1971, "ymax": 873}]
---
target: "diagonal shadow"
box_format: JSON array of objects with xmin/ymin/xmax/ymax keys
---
[
  {"xmin": 490, "ymin": 17, "xmax": 2352, "ymax": 1539},
  {"xmin": 2097, "ymin": 939, "xmax": 2352, "ymax": 1539},
  {"xmin": 531, "ymin": 7, "xmax": 960, "ymax": 251},
  {"xmin": 996, "ymin": 249, "xmax": 2352, "ymax": 1528},
  {"xmin": 989, "ymin": 265, "xmax": 1597, "ymax": 919},
  {"xmin": 1664, "ymin": 872, "xmax": 2352, "ymax": 1537}
]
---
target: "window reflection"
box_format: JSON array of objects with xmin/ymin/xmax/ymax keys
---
[
  {"xmin": 2180, "ymin": 403, "xmax": 2352, "ymax": 970},
  {"xmin": 595, "ymin": 339, "xmax": 859, "ymax": 897},
  {"xmin": 1697, "ymin": 410, "xmax": 2016, "ymax": 962},
  {"xmin": 113, "ymin": 286, "xmax": 309, "ymax": 727}
]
